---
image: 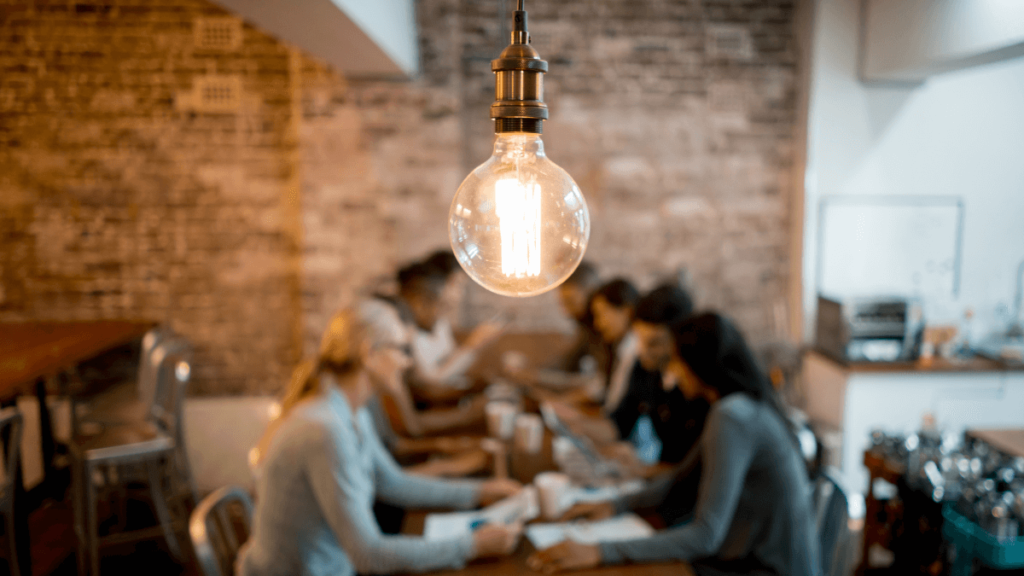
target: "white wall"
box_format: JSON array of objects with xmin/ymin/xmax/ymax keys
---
[
  {"xmin": 185, "ymin": 396, "xmax": 278, "ymax": 494},
  {"xmin": 804, "ymin": 0, "xmax": 1024, "ymax": 342}
]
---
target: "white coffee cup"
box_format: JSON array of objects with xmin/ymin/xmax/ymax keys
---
[
  {"xmin": 552, "ymin": 436, "xmax": 575, "ymax": 466},
  {"xmin": 535, "ymin": 471, "xmax": 571, "ymax": 521},
  {"xmin": 485, "ymin": 401, "xmax": 517, "ymax": 440},
  {"xmin": 514, "ymin": 413, "xmax": 544, "ymax": 454},
  {"xmin": 501, "ymin": 349, "xmax": 528, "ymax": 373}
]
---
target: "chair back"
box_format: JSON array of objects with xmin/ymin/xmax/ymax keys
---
[
  {"xmin": 0, "ymin": 408, "xmax": 22, "ymax": 504},
  {"xmin": 149, "ymin": 338, "xmax": 192, "ymax": 437},
  {"xmin": 137, "ymin": 325, "xmax": 173, "ymax": 409},
  {"xmin": 189, "ymin": 486, "xmax": 254, "ymax": 576},
  {"xmin": 813, "ymin": 469, "xmax": 853, "ymax": 576}
]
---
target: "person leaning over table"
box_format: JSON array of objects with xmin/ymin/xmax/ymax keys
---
[
  {"xmin": 239, "ymin": 300, "xmax": 523, "ymax": 576},
  {"xmin": 609, "ymin": 283, "xmax": 707, "ymax": 465},
  {"xmin": 398, "ymin": 261, "xmax": 505, "ymax": 403},
  {"xmin": 555, "ymin": 260, "xmax": 609, "ymax": 373},
  {"xmin": 543, "ymin": 278, "xmax": 640, "ymax": 408},
  {"xmin": 528, "ymin": 312, "xmax": 821, "ymax": 576}
]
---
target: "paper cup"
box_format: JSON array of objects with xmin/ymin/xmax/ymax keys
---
[
  {"xmin": 535, "ymin": 471, "xmax": 571, "ymax": 520},
  {"xmin": 485, "ymin": 401, "xmax": 517, "ymax": 440},
  {"xmin": 552, "ymin": 436, "xmax": 575, "ymax": 466},
  {"xmin": 514, "ymin": 413, "xmax": 544, "ymax": 454},
  {"xmin": 501, "ymin": 349, "xmax": 528, "ymax": 373}
]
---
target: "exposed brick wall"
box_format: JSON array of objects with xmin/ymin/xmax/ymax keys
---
[
  {"xmin": 0, "ymin": 0, "xmax": 304, "ymax": 394},
  {"xmin": 300, "ymin": 0, "xmax": 799, "ymax": 349},
  {"xmin": 0, "ymin": 0, "xmax": 799, "ymax": 393}
]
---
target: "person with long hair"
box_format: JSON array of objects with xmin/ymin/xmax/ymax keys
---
[
  {"xmin": 589, "ymin": 278, "xmax": 641, "ymax": 411},
  {"xmin": 239, "ymin": 301, "xmax": 522, "ymax": 576},
  {"xmin": 529, "ymin": 312, "xmax": 820, "ymax": 576}
]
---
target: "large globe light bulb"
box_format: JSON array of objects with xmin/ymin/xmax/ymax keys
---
[
  {"xmin": 448, "ymin": 0, "xmax": 590, "ymax": 297},
  {"xmin": 449, "ymin": 132, "xmax": 590, "ymax": 297}
]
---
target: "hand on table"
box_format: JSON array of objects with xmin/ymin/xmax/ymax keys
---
[
  {"xmin": 472, "ymin": 522, "xmax": 523, "ymax": 559},
  {"xmin": 478, "ymin": 477, "xmax": 522, "ymax": 506},
  {"xmin": 557, "ymin": 501, "xmax": 615, "ymax": 523},
  {"xmin": 528, "ymin": 540, "xmax": 602, "ymax": 573}
]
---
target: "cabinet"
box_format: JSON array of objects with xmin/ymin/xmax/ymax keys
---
[{"xmin": 801, "ymin": 351, "xmax": 1024, "ymax": 499}]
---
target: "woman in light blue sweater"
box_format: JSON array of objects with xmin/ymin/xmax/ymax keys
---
[
  {"xmin": 238, "ymin": 301, "xmax": 522, "ymax": 576},
  {"xmin": 530, "ymin": 313, "xmax": 820, "ymax": 576}
]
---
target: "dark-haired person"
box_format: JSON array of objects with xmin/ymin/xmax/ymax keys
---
[
  {"xmin": 397, "ymin": 262, "xmax": 504, "ymax": 398},
  {"xmin": 422, "ymin": 249, "xmax": 470, "ymax": 331},
  {"xmin": 533, "ymin": 278, "xmax": 640, "ymax": 416},
  {"xmin": 588, "ymin": 278, "xmax": 641, "ymax": 411},
  {"xmin": 556, "ymin": 261, "xmax": 608, "ymax": 373},
  {"xmin": 608, "ymin": 284, "xmax": 707, "ymax": 465},
  {"xmin": 529, "ymin": 313, "xmax": 820, "ymax": 576}
]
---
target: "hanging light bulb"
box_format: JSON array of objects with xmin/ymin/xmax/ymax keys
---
[{"xmin": 449, "ymin": 0, "xmax": 590, "ymax": 298}]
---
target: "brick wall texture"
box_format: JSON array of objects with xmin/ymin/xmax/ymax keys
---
[{"xmin": 1, "ymin": 0, "xmax": 799, "ymax": 395}]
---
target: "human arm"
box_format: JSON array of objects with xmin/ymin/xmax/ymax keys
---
[
  {"xmin": 364, "ymin": 411, "xmax": 520, "ymax": 508},
  {"xmin": 304, "ymin": 423, "xmax": 476, "ymax": 574},
  {"xmin": 378, "ymin": 377, "xmax": 485, "ymax": 438},
  {"xmin": 404, "ymin": 448, "xmax": 491, "ymax": 478},
  {"xmin": 391, "ymin": 436, "xmax": 482, "ymax": 458},
  {"xmin": 598, "ymin": 407, "xmax": 755, "ymax": 564},
  {"xmin": 412, "ymin": 320, "xmax": 504, "ymax": 387}
]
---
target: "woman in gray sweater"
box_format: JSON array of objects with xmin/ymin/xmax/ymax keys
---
[
  {"xmin": 238, "ymin": 301, "xmax": 522, "ymax": 576},
  {"xmin": 530, "ymin": 313, "xmax": 820, "ymax": 576}
]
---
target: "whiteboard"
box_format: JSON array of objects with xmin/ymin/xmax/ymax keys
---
[{"xmin": 817, "ymin": 197, "xmax": 963, "ymax": 299}]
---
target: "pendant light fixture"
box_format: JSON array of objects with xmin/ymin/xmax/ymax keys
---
[{"xmin": 448, "ymin": 0, "xmax": 590, "ymax": 298}]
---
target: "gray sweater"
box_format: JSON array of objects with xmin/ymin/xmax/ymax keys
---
[
  {"xmin": 600, "ymin": 394, "xmax": 820, "ymax": 576},
  {"xmin": 238, "ymin": 387, "xmax": 482, "ymax": 576}
]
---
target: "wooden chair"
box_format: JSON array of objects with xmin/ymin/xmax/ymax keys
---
[{"xmin": 189, "ymin": 486, "xmax": 254, "ymax": 576}]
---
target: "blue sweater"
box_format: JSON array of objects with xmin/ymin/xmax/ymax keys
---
[
  {"xmin": 600, "ymin": 394, "xmax": 821, "ymax": 576},
  {"xmin": 238, "ymin": 386, "xmax": 482, "ymax": 576}
]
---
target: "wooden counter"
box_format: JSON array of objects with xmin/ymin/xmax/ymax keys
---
[
  {"xmin": 814, "ymin": 350, "xmax": 1022, "ymax": 374},
  {"xmin": 966, "ymin": 428, "xmax": 1024, "ymax": 459}
]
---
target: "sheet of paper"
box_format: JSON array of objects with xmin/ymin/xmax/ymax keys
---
[
  {"xmin": 567, "ymin": 479, "xmax": 644, "ymax": 504},
  {"xmin": 525, "ymin": 513, "xmax": 655, "ymax": 550},
  {"xmin": 423, "ymin": 486, "xmax": 539, "ymax": 541}
]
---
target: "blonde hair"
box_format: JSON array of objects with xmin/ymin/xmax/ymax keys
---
[{"xmin": 253, "ymin": 300, "xmax": 407, "ymax": 466}]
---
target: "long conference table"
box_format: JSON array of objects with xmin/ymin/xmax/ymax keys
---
[
  {"xmin": 402, "ymin": 511, "xmax": 683, "ymax": 576},
  {"xmin": 402, "ymin": 329, "xmax": 685, "ymax": 576},
  {"xmin": 0, "ymin": 320, "xmax": 155, "ymax": 576}
]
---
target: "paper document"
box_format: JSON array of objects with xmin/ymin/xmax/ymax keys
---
[
  {"xmin": 423, "ymin": 486, "xmax": 539, "ymax": 541},
  {"xmin": 567, "ymin": 480, "xmax": 644, "ymax": 504},
  {"xmin": 525, "ymin": 513, "xmax": 654, "ymax": 550}
]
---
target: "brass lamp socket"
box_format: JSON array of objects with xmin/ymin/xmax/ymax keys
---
[{"xmin": 490, "ymin": 6, "xmax": 548, "ymax": 134}]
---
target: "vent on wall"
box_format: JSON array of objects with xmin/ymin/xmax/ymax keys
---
[
  {"xmin": 194, "ymin": 16, "xmax": 242, "ymax": 51},
  {"xmin": 176, "ymin": 74, "xmax": 242, "ymax": 113},
  {"xmin": 195, "ymin": 75, "xmax": 241, "ymax": 112},
  {"xmin": 705, "ymin": 25, "xmax": 753, "ymax": 60}
]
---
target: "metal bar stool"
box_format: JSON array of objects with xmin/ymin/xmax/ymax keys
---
[
  {"xmin": 71, "ymin": 340, "xmax": 195, "ymax": 576},
  {"xmin": 189, "ymin": 486, "xmax": 254, "ymax": 576}
]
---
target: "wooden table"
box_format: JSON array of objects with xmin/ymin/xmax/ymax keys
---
[
  {"xmin": 403, "ymin": 511, "xmax": 682, "ymax": 576},
  {"xmin": 0, "ymin": 321, "xmax": 156, "ymax": 399},
  {"xmin": 0, "ymin": 320, "xmax": 155, "ymax": 576}
]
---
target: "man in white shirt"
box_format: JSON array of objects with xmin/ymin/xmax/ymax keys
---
[{"xmin": 398, "ymin": 261, "xmax": 504, "ymax": 397}]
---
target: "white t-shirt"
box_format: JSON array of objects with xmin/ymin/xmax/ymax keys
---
[{"xmin": 410, "ymin": 318, "xmax": 474, "ymax": 388}]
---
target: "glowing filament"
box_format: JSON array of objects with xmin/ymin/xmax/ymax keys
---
[{"xmin": 495, "ymin": 178, "xmax": 541, "ymax": 278}]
